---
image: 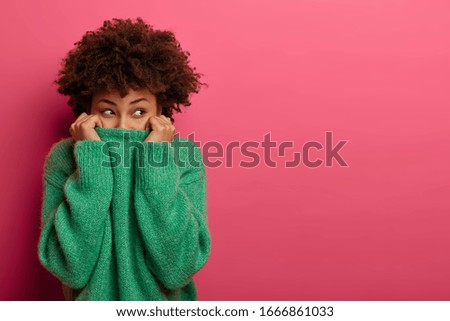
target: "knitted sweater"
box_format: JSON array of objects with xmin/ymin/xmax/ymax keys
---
[{"xmin": 38, "ymin": 127, "xmax": 211, "ymax": 300}]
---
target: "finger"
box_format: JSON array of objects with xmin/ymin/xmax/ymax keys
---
[
  {"xmin": 147, "ymin": 115, "xmax": 165, "ymax": 129},
  {"xmin": 145, "ymin": 117, "xmax": 156, "ymax": 130},
  {"xmin": 147, "ymin": 116, "xmax": 175, "ymax": 134},
  {"xmin": 145, "ymin": 115, "xmax": 165, "ymax": 130},
  {"xmin": 75, "ymin": 112, "xmax": 90, "ymax": 124},
  {"xmin": 80, "ymin": 114, "xmax": 103, "ymax": 129},
  {"xmin": 159, "ymin": 115, "xmax": 172, "ymax": 124},
  {"xmin": 73, "ymin": 115, "xmax": 90, "ymax": 131},
  {"xmin": 90, "ymin": 114, "xmax": 103, "ymax": 128},
  {"xmin": 70, "ymin": 113, "xmax": 88, "ymax": 138},
  {"xmin": 152, "ymin": 118, "xmax": 168, "ymax": 131},
  {"xmin": 157, "ymin": 116, "xmax": 176, "ymax": 132},
  {"xmin": 78, "ymin": 114, "xmax": 94, "ymax": 126},
  {"xmin": 156, "ymin": 119, "xmax": 176, "ymax": 136},
  {"xmin": 160, "ymin": 116, "xmax": 175, "ymax": 131}
]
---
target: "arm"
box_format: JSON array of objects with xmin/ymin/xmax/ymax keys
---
[
  {"xmin": 134, "ymin": 140, "xmax": 211, "ymax": 290},
  {"xmin": 38, "ymin": 140, "xmax": 114, "ymax": 289}
]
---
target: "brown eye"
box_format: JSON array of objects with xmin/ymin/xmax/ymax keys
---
[
  {"xmin": 102, "ymin": 109, "xmax": 114, "ymax": 116},
  {"xmin": 133, "ymin": 109, "xmax": 145, "ymax": 117}
]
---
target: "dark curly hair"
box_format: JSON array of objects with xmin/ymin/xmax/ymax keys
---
[{"xmin": 54, "ymin": 17, "xmax": 207, "ymax": 123}]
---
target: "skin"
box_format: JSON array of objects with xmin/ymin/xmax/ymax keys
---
[{"xmin": 69, "ymin": 87, "xmax": 176, "ymax": 143}]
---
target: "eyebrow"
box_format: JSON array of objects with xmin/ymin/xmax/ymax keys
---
[{"xmin": 98, "ymin": 98, "xmax": 150, "ymax": 106}]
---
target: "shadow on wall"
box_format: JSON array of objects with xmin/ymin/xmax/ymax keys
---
[
  {"xmin": 34, "ymin": 103, "xmax": 76, "ymax": 301},
  {"xmin": 32, "ymin": 103, "xmax": 76, "ymax": 301},
  {"xmin": 50, "ymin": 106, "xmax": 77, "ymax": 141}
]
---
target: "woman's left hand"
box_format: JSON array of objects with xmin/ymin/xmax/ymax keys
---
[{"xmin": 144, "ymin": 115, "xmax": 176, "ymax": 142}]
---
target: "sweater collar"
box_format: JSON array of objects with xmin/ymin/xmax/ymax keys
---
[{"xmin": 94, "ymin": 127, "xmax": 150, "ymax": 142}]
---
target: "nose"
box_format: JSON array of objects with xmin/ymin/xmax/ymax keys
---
[{"xmin": 115, "ymin": 117, "xmax": 128, "ymax": 129}]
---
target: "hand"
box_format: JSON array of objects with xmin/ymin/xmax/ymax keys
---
[
  {"xmin": 69, "ymin": 112, "xmax": 103, "ymax": 142},
  {"xmin": 144, "ymin": 115, "xmax": 176, "ymax": 142}
]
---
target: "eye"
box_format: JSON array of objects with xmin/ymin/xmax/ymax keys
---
[
  {"xmin": 133, "ymin": 109, "xmax": 146, "ymax": 117},
  {"xmin": 101, "ymin": 109, "xmax": 114, "ymax": 116}
]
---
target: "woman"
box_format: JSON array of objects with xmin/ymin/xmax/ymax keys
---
[{"xmin": 38, "ymin": 17, "xmax": 211, "ymax": 301}]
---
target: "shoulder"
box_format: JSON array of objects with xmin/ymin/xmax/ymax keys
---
[
  {"xmin": 43, "ymin": 137, "xmax": 76, "ymax": 186},
  {"xmin": 171, "ymin": 137, "xmax": 204, "ymax": 165},
  {"xmin": 171, "ymin": 137, "xmax": 206, "ymax": 182},
  {"xmin": 45, "ymin": 137, "xmax": 75, "ymax": 159}
]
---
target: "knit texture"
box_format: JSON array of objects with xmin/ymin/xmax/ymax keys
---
[{"xmin": 38, "ymin": 127, "xmax": 211, "ymax": 300}]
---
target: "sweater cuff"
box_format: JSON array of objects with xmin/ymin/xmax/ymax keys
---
[
  {"xmin": 73, "ymin": 140, "xmax": 114, "ymax": 189},
  {"xmin": 136, "ymin": 142, "xmax": 181, "ymax": 191}
]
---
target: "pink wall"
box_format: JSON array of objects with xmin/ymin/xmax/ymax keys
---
[{"xmin": 1, "ymin": 0, "xmax": 449, "ymax": 300}]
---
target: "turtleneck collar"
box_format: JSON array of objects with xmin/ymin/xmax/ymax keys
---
[{"xmin": 95, "ymin": 127, "xmax": 151, "ymax": 142}]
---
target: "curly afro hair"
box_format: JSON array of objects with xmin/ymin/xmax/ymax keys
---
[{"xmin": 54, "ymin": 17, "xmax": 207, "ymax": 123}]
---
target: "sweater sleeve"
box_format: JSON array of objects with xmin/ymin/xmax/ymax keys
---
[
  {"xmin": 38, "ymin": 139, "xmax": 114, "ymax": 289},
  {"xmin": 134, "ymin": 140, "xmax": 211, "ymax": 290}
]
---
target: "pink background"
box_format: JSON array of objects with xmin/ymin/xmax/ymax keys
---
[{"xmin": 1, "ymin": 0, "xmax": 449, "ymax": 300}]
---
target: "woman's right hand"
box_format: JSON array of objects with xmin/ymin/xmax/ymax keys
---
[{"xmin": 69, "ymin": 112, "xmax": 103, "ymax": 142}]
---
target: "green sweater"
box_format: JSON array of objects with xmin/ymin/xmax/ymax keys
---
[{"xmin": 38, "ymin": 127, "xmax": 211, "ymax": 300}]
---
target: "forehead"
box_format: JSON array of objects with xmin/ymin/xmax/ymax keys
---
[{"xmin": 93, "ymin": 87, "xmax": 156, "ymax": 101}]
